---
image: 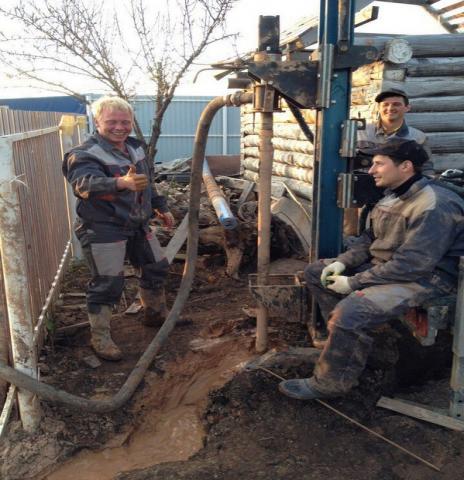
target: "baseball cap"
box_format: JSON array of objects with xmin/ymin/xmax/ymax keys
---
[
  {"xmin": 363, "ymin": 140, "xmax": 429, "ymax": 167},
  {"xmin": 375, "ymin": 88, "xmax": 409, "ymax": 104}
]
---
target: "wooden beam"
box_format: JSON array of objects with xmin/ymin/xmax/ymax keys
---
[
  {"xmin": 406, "ymin": 112, "xmax": 464, "ymax": 132},
  {"xmin": 432, "ymin": 153, "xmax": 464, "ymax": 172},
  {"xmin": 427, "ymin": 132, "xmax": 464, "ymax": 153},
  {"xmin": 0, "ymin": 385, "xmax": 16, "ymax": 439},
  {"xmin": 354, "ymin": 33, "xmax": 464, "ymax": 57},
  {"xmin": 406, "ymin": 57, "xmax": 464, "ymax": 76},
  {"xmin": 377, "ymin": 0, "xmax": 428, "ymax": 4},
  {"xmin": 410, "ymin": 95, "xmax": 464, "ymax": 112},
  {"xmin": 448, "ymin": 11, "xmax": 464, "ymax": 21},
  {"xmin": 243, "ymin": 170, "xmax": 313, "ymax": 201},
  {"xmin": 436, "ymin": 1, "xmax": 464, "ymax": 15},
  {"xmin": 383, "ymin": 77, "xmax": 464, "ymax": 98},
  {"xmin": 283, "ymin": 4, "xmax": 380, "ymax": 51},
  {"xmin": 377, "ymin": 396, "xmax": 464, "ymax": 432}
]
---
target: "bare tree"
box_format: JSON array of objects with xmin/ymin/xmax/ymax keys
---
[{"xmin": 0, "ymin": 0, "xmax": 237, "ymax": 162}]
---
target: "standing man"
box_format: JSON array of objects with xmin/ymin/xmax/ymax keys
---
[
  {"xmin": 279, "ymin": 140, "xmax": 464, "ymax": 400},
  {"xmin": 357, "ymin": 87, "xmax": 434, "ymax": 176},
  {"xmin": 63, "ymin": 96, "xmax": 174, "ymax": 361}
]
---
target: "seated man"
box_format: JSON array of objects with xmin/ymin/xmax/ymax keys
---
[{"xmin": 279, "ymin": 140, "xmax": 464, "ymax": 400}]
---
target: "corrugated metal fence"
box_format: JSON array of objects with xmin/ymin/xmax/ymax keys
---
[{"xmin": 0, "ymin": 107, "xmax": 84, "ymax": 430}]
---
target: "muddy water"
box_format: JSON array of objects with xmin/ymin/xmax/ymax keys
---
[{"xmin": 45, "ymin": 341, "xmax": 251, "ymax": 480}]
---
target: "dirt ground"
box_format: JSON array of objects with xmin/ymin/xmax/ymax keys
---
[{"xmin": 1, "ymin": 244, "xmax": 464, "ymax": 479}]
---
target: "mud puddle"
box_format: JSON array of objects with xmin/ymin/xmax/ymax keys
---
[{"xmin": 45, "ymin": 339, "xmax": 253, "ymax": 480}]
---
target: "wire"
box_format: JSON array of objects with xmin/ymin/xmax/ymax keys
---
[{"xmin": 256, "ymin": 366, "xmax": 441, "ymax": 473}]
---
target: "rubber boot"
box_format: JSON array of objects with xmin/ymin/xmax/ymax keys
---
[
  {"xmin": 88, "ymin": 305, "xmax": 122, "ymax": 361},
  {"xmin": 140, "ymin": 288, "xmax": 167, "ymax": 327},
  {"xmin": 309, "ymin": 326, "xmax": 374, "ymax": 395}
]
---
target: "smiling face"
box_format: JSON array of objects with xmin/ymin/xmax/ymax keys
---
[
  {"xmin": 378, "ymin": 95, "xmax": 410, "ymax": 128},
  {"xmin": 95, "ymin": 107, "xmax": 133, "ymax": 149},
  {"xmin": 368, "ymin": 154, "xmax": 414, "ymax": 190}
]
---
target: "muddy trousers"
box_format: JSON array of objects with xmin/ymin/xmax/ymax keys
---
[
  {"xmin": 78, "ymin": 225, "xmax": 169, "ymax": 314},
  {"xmin": 303, "ymin": 260, "xmax": 451, "ymax": 394}
]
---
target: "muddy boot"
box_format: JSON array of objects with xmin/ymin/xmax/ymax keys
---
[
  {"xmin": 88, "ymin": 305, "xmax": 122, "ymax": 361},
  {"xmin": 310, "ymin": 326, "xmax": 374, "ymax": 395},
  {"xmin": 280, "ymin": 327, "xmax": 373, "ymax": 400},
  {"xmin": 140, "ymin": 288, "xmax": 167, "ymax": 327}
]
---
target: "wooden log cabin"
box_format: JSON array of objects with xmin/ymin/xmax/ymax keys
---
[{"xmin": 240, "ymin": 1, "xmax": 464, "ymax": 210}]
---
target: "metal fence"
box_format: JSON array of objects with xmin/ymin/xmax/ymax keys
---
[{"xmin": 0, "ymin": 108, "xmax": 84, "ymax": 430}]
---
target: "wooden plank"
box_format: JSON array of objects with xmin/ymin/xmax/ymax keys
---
[
  {"xmin": 406, "ymin": 112, "xmax": 464, "ymax": 132},
  {"xmin": 236, "ymin": 180, "xmax": 255, "ymax": 208},
  {"xmin": 377, "ymin": 396, "xmax": 464, "ymax": 431},
  {"xmin": 377, "ymin": 0, "xmax": 427, "ymax": 4},
  {"xmin": 436, "ymin": 1, "xmax": 464, "ymax": 15},
  {"xmin": 164, "ymin": 213, "xmax": 189, "ymax": 264},
  {"xmin": 0, "ymin": 385, "xmax": 16, "ymax": 439},
  {"xmin": 285, "ymin": 3, "xmax": 381, "ymax": 50}
]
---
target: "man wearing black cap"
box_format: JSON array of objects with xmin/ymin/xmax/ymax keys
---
[
  {"xmin": 279, "ymin": 139, "xmax": 464, "ymax": 401},
  {"xmin": 357, "ymin": 88, "xmax": 434, "ymax": 176}
]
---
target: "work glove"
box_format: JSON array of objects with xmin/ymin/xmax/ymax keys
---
[
  {"xmin": 320, "ymin": 261, "xmax": 346, "ymax": 287},
  {"xmin": 326, "ymin": 275, "xmax": 352, "ymax": 295},
  {"xmin": 117, "ymin": 165, "xmax": 149, "ymax": 192},
  {"xmin": 155, "ymin": 210, "xmax": 175, "ymax": 229}
]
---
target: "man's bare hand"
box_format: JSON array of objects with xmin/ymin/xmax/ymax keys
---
[
  {"xmin": 117, "ymin": 165, "xmax": 149, "ymax": 192},
  {"xmin": 155, "ymin": 210, "xmax": 175, "ymax": 229}
]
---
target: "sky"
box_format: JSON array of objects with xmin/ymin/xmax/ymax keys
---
[{"xmin": 0, "ymin": 0, "xmax": 448, "ymax": 99}]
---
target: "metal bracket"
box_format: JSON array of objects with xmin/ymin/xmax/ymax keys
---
[
  {"xmin": 316, "ymin": 44, "xmax": 334, "ymax": 109},
  {"xmin": 333, "ymin": 45, "xmax": 379, "ymax": 69},
  {"xmin": 337, "ymin": 172, "xmax": 384, "ymax": 208},
  {"xmin": 340, "ymin": 118, "xmax": 365, "ymax": 158},
  {"xmin": 248, "ymin": 60, "xmax": 318, "ymax": 109}
]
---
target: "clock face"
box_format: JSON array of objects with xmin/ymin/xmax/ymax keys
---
[{"xmin": 385, "ymin": 39, "xmax": 413, "ymax": 64}]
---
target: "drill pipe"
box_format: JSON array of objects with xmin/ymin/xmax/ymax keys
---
[{"xmin": 202, "ymin": 158, "xmax": 238, "ymax": 229}]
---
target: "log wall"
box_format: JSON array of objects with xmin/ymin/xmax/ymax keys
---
[{"xmin": 241, "ymin": 33, "xmax": 464, "ymax": 202}]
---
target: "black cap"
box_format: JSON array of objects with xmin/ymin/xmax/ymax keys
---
[
  {"xmin": 375, "ymin": 88, "xmax": 409, "ymax": 104},
  {"xmin": 363, "ymin": 140, "xmax": 429, "ymax": 167}
]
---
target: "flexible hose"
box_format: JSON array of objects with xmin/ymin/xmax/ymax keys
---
[{"xmin": 0, "ymin": 91, "xmax": 253, "ymax": 413}]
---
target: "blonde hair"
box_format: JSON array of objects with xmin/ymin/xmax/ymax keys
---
[{"xmin": 91, "ymin": 96, "xmax": 134, "ymax": 120}]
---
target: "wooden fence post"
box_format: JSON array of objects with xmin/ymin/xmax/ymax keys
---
[{"xmin": 0, "ymin": 136, "xmax": 41, "ymax": 432}]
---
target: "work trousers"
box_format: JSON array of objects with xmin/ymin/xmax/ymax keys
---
[
  {"xmin": 78, "ymin": 224, "xmax": 169, "ymax": 314},
  {"xmin": 303, "ymin": 259, "xmax": 454, "ymax": 394}
]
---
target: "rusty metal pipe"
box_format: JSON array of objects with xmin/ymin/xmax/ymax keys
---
[
  {"xmin": 255, "ymin": 105, "xmax": 274, "ymax": 353},
  {"xmin": 202, "ymin": 158, "xmax": 237, "ymax": 229},
  {"xmin": 0, "ymin": 91, "xmax": 253, "ymax": 413}
]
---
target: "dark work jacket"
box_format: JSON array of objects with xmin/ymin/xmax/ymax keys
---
[
  {"xmin": 337, "ymin": 178, "xmax": 464, "ymax": 291},
  {"xmin": 63, "ymin": 134, "xmax": 167, "ymax": 231}
]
